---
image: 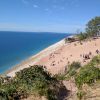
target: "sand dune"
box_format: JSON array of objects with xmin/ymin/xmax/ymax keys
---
[
  {"xmin": 36, "ymin": 37, "xmax": 100, "ymax": 74},
  {"xmin": 7, "ymin": 37, "xmax": 100, "ymax": 77}
]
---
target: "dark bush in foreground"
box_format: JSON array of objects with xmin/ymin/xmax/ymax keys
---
[{"xmin": 0, "ymin": 65, "xmax": 68, "ymax": 100}]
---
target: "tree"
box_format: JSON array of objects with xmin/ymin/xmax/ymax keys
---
[
  {"xmin": 76, "ymin": 32, "xmax": 87, "ymax": 41},
  {"xmin": 86, "ymin": 16, "xmax": 100, "ymax": 37}
]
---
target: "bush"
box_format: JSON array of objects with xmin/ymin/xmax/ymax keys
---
[
  {"xmin": 76, "ymin": 32, "xmax": 87, "ymax": 41},
  {"xmin": 67, "ymin": 62, "xmax": 81, "ymax": 76},
  {"xmin": 91, "ymin": 55, "xmax": 100, "ymax": 66},
  {"xmin": 0, "ymin": 65, "xmax": 67, "ymax": 100},
  {"xmin": 69, "ymin": 61, "xmax": 81, "ymax": 71},
  {"xmin": 68, "ymin": 70, "xmax": 76, "ymax": 76},
  {"xmin": 77, "ymin": 90, "xmax": 85, "ymax": 100},
  {"xmin": 75, "ymin": 66, "xmax": 100, "ymax": 88},
  {"xmin": 54, "ymin": 74, "xmax": 66, "ymax": 80},
  {"xmin": 83, "ymin": 55, "xmax": 100, "ymax": 69}
]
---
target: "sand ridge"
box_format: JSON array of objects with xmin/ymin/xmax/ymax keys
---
[{"xmin": 7, "ymin": 37, "xmax": 100, "ymax": 77}]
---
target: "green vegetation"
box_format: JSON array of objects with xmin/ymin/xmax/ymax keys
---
[
  {"xmin": 83, "ymin": 55, "xmax": 100, "ymax": 68},
  {"xmin": 76, "ymin": 16, "xmax": 100, "ymax": 41},
  {"xmin": 91, "ymin": 55, "xmax": 100, "ymax": 66},
  {"xmin": 55, "ymin": 62, "xmax": 81, "ymax": 81},
  {"xmin": 55, "ymin": 73, "xmax": 67, "ymax": 80},
  {"xmin": 75, "ymin": 55, "xmax": 100, "ymax": 89},
  {"xmin": 68, "ymin": 61, "xmax": 81, "ymax": 71},
  {"xmin": 77, "ymin": 90, "xmax": 86, "ymax": 100},
  {"xmin": 67, "ymin": 61, "xmax": 81, "ymax": 77},
  {"xmin": 0, "ymin": 65, "xmax": 67, "ymax": 100},
  {"xmin": 86, "ymin": 16, "xmax": 100, "ymax": 37},
  {"xmin": 52, "ymin": 56, "xmax": 100, "ymax": 100},
  {"xmin": 0, "ymin": 16, "xmax": 100, "ymax": 99},
  {"xmin": 75, "ymin": 66, "xmax": 100, "ymax": 88},
  {"xmin": 60, "ymin": 55, "xmax": 100, "ymax": 100},
  {"xmin": 54, "ymin": 56, "xmax": 100, "ymax": 100},
  {"xmin": 76, "ymin": 32, "xmax": 87, "ymax": 41}
]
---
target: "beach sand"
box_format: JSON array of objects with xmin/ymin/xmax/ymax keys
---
[
  {"xmin": 6, "ymin": 39, "xmax": 65, "ymax": 77},
  {"xmin": 7, "ymin": 37, "xmax": 100, "ymax": 77}
]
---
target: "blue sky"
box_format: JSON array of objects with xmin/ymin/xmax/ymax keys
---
[{"xmin": 0, "ymin": 0, "xmax": 100, "ymax": 33}]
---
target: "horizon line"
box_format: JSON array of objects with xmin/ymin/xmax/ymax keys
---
[{"xmin": 0, "ymin": 30, "xmax": 74, "ymax": 34}]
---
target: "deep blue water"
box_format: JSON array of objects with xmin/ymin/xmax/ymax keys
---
[{"xmin": 0, "ymin": 31, "xmax": 70, "ymax": 73}]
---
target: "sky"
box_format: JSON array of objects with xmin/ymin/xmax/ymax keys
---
[{"xmin": 0, "ymin": 0, "xmax": 100, "ymax": 33}]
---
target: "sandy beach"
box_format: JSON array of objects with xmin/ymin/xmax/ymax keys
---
[
  {"xmin": 7, "ymin": 37, "xmax": 100, "ymax": 77},
  {"xmin": 6, "ymin": 39, "xmax": 65, "ymax": 77}
]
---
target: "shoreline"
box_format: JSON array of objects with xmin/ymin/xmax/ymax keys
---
[
  {"xmin": 5, "ymin": 36, "xmax": 100, "ymax": 77},
  {"xmin": 5, "ymin": 39, "xmax": 65, "ymax": 77}
]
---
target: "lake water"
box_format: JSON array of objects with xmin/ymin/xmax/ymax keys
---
[{"xmin": 0, "ymin": 31, "xmax": 70, "ymax": 73}]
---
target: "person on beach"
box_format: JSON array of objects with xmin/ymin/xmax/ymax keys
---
[
  {"xmin": 80, "ymin": 54, "xmax": 82, "ymax": 57},
  {"xmin": 89, "ymin": 51, "xmax": 92, "ymax": 55},
  {"xmin": 96, "ymin": 49, "xmax": 100, "ymax": 54}
]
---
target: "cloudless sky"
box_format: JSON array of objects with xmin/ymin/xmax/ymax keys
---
[{"xmin": 0, "ymin": 0, "xmax": 100, "ymax": 33}]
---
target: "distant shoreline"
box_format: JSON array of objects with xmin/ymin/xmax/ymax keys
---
[
  {"xmin": 0, "ymin": 31, "xmax": 71, "ymax": 34},
  {"xmin": 4, "ymin": 36, "xmax": 100, "ymax": 77},
  {"xmin": 5, "ymin": 39, "xmax": 65, "ymax": 77},
  {"xmin": 0, "ymin": 31, "xmax": 70, "ymax": 75}
]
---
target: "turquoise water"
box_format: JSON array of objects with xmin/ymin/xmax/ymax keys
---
[{"xmin": 0, "ymin": 31, "xmax": 70, "ymax": 73}]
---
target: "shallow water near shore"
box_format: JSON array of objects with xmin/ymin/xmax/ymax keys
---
[{"xmin": 0, "ymin": 31, "xmax": 70, "ymax": 73}]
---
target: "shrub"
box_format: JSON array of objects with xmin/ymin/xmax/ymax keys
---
[
  {"xmin": 54, "ymin": 74, "xmax": 66, "ymax": 80},
  {"xmin": 75, "ymin": 66, "xmax": 100, "ymax": 88},
  {"xmin": 91, "ymin": 55, "xmax": 100, "ymax": 66},
  {"xmin": 68, "ymin": 70, "xmax": 76, "ymax": 76},
  {"xmin": 69, "ymin": 61, "xmax": 81, "ymax": 71},
  {"xmin": 76, "ymin": 32, "xmax": 87, "ymax": 41},
  {"xmin": 83, "ymin": 55, "xmax": 100, "ymax": 68},
  {"xmin": 0, "ymin": 65, "xmax": 67, "ymax": 100},
  {"xmin": 67, "ymin": 62, "xmax": 81, "ymax": 76},
  {"xmin": 77, "ymin": 90, "xmax": 85, "ymax": 100}
]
